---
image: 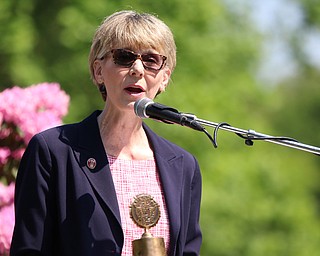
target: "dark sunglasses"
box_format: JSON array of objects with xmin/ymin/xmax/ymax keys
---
[{"xmin": 110, "ymin": 49, "xmax": 167, "ymax": 71}]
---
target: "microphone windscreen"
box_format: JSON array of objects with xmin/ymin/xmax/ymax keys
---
[{"xmin": 134, "ymin": 98, "xmax": 153, "ymax": 118}]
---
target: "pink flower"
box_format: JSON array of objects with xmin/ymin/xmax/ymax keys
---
[
  {"xmin": 10, "ymin": 148, "xmax": 25, "ymax": 161},
  {"xmin": 0, "ymin": 183, "xmax": 15, "ymax": 255},
  {"xmin": 0, "ymin": 204, "xmax": 14, "ymax": 255},
  {"xmin": 0, "ymin": 183, "xmax": 14, "ymax": 207},
  {"xmin": 29, "ymin": 83, "xmax": 70, "ymax": 117},
  {"xmin": 1, "ymin": 83, "xmax": 70, "ymax": 141},
  {"xmin": 0, "ymin": 126, "xmax": 12, "ymax": 140},
  {"xmin": 0, "ymin": 148, "xmax": 11, "ymax": 166},
  {"xmin": 19, "ymin": 109, "xmax": 63, "ymax": 144},
  {"xmin": 0, "ymin": 83, "xmax": 70, "ymax": 144}
]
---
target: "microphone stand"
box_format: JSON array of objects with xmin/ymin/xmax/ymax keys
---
[{"xmin": 189, "ymin": 115, "xmax": 320, "ymax": 156}]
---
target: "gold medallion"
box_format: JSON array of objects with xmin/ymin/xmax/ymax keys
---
[
  {"xmin": 130, "ymin": 194, "xmax": 166, "ymax": 255},
  {"xmin": 130, "ymin": 194, "xmax": 161, "ymax": 230}
]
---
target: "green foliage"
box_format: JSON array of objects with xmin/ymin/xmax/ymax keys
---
[
  {"xmin": 297, "ymin": 0, "xmax": 320, "ymax": 26},
  {"xmin": 1, "ymin": 0, "xmax": 319, "ymax": 255}
]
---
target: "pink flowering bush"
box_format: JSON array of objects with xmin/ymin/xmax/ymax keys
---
[
  {"xmin": 0, "ymin": 183, "xmax": 14, "ymax": 255},
  {"xmin": 0, "ymin": 82, "xmax": 69, "ymax": 255}
]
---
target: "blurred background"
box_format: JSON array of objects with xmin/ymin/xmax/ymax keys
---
[{"xmin": 1, "ymin": 0, "xmax": 320, "ymax": 255}]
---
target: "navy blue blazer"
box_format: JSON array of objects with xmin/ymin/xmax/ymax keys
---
[{"xmin": 10, "ymin": 111, "xmax": 202, "ymax": 256}]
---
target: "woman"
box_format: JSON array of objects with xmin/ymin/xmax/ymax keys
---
[{"xmin": 10, "ymin": 10, "xmax": 202, "ymax": 256}]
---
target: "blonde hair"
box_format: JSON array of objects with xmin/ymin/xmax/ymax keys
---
[{"xmin": 89, "ymin": 10, "xmax": 177, "ymax": 85}]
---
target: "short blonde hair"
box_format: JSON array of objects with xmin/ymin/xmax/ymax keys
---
[{"xmin": 89, "ymin": 10, "xmax": 177, "ymax": 85}]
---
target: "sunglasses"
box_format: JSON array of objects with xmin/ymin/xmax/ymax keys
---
[{"xmin": 110, "ymin": 49, "xmax": 167, "ymax": 71}]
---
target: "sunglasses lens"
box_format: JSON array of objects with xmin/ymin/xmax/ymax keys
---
[
  {"xmin": 113, "ymin": 49, "xmax": 135, "ymax": 67},
  {"xmin": 112, "ymin": 49, "xmax": 166, "ymax": 71},
  {"xmin": 141, "ymin": 54, "xmax": 163, "ymax": 70}
]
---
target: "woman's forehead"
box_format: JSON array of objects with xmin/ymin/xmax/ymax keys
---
[{"xmin": 112, "ymin": 42, "xmax": 163, "ymax": 54}]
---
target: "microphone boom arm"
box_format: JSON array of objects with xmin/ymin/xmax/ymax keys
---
[
  {"xmin": 193, "ymin": 116, "xmax": 320, "ymax": 156},
  {"xmin": 134, "ymin": 98, "xmax": 320, "ymax": 155}
]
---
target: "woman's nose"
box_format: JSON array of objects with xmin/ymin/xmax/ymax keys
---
[{"xmin": 129, "ymin": 59, "xmax": 144, "ymax": 77}]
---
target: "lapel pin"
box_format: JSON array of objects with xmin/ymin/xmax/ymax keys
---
[{"xmin": 87, "ymin": 158, "xmax": 97, "ymax": 170}]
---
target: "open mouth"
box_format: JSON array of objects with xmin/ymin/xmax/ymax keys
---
[{"xmin": 125, "ymin": 86, "xmax": 144, "ymax": 94}]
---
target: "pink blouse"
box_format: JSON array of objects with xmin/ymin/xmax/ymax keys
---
[{"xmin": 107, "ymin": 155, "xmax": 170, "ymax": 255}]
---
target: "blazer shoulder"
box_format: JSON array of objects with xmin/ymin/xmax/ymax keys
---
[
  {"xmin": 30, "ymin": 111, "xmax": 101, "ymax": 149},
  {"xmin": 32, "ymin": 122, "xmax": 79, "ymax": 144}
]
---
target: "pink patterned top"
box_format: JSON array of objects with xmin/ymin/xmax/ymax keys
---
[{"xmin": 107, "ymin": 155, "xmax": 170, "ymax": 255}]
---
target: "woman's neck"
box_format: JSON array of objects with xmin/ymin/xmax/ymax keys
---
[{"xmin": 97, "ymin": 109, "xmax": 154, "ymax": 160}]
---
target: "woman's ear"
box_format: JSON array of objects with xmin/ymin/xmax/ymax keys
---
[
  {"xmin": 93, "ymin": 60, "xmax": 107, "ymax": 101},
  {"xmin": 159, "ymin": 67, "xmax": 171, "ymax": 93},
  {"xmin": 93, "ymin": 60, "xmax": 104, "ymax": 84}
]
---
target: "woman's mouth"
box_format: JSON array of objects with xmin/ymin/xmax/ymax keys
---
[{"xmin": 124, "ymin": 85, "xmax": 145, "ymax": 94}]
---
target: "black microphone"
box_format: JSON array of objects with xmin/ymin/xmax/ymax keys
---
[{"xmin": 134, "ymin": 98, "xmax": 204, "ymax": 131}]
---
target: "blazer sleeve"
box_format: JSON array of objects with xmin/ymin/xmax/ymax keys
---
[
  {"xmin": 10, "ymin": 133, "xmax": 55, "ymax": 256},
  {"xmin": 183, "ymin": 156, "xmax": 202, "ymax": 255}
]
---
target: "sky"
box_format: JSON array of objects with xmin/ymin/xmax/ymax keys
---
[
  {"xmin": 251, "ymin": 0, "xmax": 320, "ymax": 85},
  {"xmin": 225, "ymin": 0, "xmax": 320, "ymax": 85}
]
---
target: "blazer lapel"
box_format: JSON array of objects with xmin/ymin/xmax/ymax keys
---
[
  {"xmin": 144, "ymin": 124, "xmax": 183, "ymax": 253},
  {"xmin": 62, "ymin": 111, "xmax": 122, "ymax": 227}
]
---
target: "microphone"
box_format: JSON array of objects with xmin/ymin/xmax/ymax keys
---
[{"xmin": 134, "ymin": 98, "xmax": 204, "ymax": 131}]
